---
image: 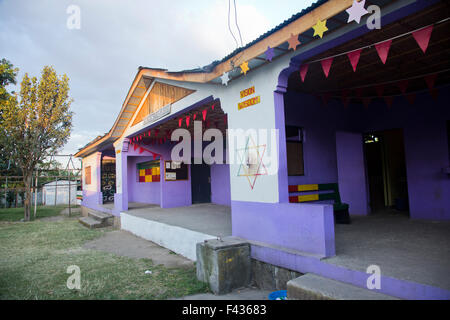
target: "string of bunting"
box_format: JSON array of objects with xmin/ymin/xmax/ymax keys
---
[{"xmin": 129, "ymin": 103, "xmax": 227, "ymax": 143}]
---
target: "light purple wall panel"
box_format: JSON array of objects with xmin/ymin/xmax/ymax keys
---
[{"xmin": 211, "ymin": 164, "xmax": 231, "ymax": 206}]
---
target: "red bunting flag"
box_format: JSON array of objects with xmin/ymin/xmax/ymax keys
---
[
  {"xmin": 347, "ymin": 49, "xmax": 362, "ymax": 72},
  {"xmin": 211, "ymin": 104, "xmax": 215, "ymax": 111},
  {"xmin": 202, "ymin": 109, "xmax": 207, "ymax": 121},
  {"xmin": 384, "ymin": 96, "xmax": 394, "ymax": 108},
  {"xmin": 406, "ymin": 93, "xmax": 416, "ymax": 105},
  {"xmin": 321, "ymin": 57, "xmax": 334, "ymax": 78},
  {"xmin": 178, "ymin": 118, "xmax": 182, "ymax": 127},
  {"xmin": 300, "ymin": 64, "xmax": 309, "ymax": 82},
  {"xmin": 375, "ymin": 84, "xmax": 385, "ymax": 98},
  {"xmin": 155, "ymin": 129, "xmax": 159, "ymax": 136},
  {"xmin": 425, "ymin": 74, "xmax": 437, "ymax": 91},
  {"xmin": 412, "ymin": 25, "xmax": 433, "ymax": 54},
  {"xmin": 397, "ymin": 80, "xmax": 409, "ymax": 95},
  {"xmin": 362, "ymin": 97, "xmax": 371, "ymax": 109},
  {"xmin": 148, "ymin": 130, "xmax": 151, "ymax": 137},
  {"xmin": 430, "ymin": 88, "xmax": 439, "ymax": 100},
  {"xmin": 193, "ymin": 113, "xmax": 197, "ymax": 120},
  {"xmin": 375, "ymin": 40, "xmax": 392, "ymax": 64},
  {"xmin": 186, "ymin": 116, "xmax": 190, "ymax": 127},
  {"xmin": 133, "ymin": 144, "xmax": 138, "ymax": 151},
  {"xmin": 139, "ymin": 147, "xmax": 144, "ymax": 154}
]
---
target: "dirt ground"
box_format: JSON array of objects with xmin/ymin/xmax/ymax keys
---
[{"xmin": 83, "ymin": 230, "xmax": 194, "ymax": 269}]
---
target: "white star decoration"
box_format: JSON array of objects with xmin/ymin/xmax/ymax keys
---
[
  {"xmin": 346, "ymin": 0, "xmax": 369, "ymax": 24},
  {"xmin": 220, "ymin": 72, "xmax": 230, "ymax": 86}
]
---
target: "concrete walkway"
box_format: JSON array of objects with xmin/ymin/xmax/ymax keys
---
[
  {"xmin": 176, "ymin": 287, "xmax": 272, "ymax": 300},
  {"xmin": 83, "ymin": 230, "xmax": 193, "ymax": 269}
]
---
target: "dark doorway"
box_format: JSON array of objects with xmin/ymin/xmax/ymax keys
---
[
  {"xmin": 364, "ymin": 129, "xmax": 409, "ymax": 215},
  {"xmin": 191, "ymin": 162, "xmax": 211, "ymax": 204},
  {"xmin": 101, "ymin": 157, "xmax": 116, "ymax": 204}
]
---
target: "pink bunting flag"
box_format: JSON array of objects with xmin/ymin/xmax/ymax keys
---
[
  {"xmin": 178, "ymin": 118, "xmax": 182, "ymax": 127},
  {"xmin": 300, "ymin": 64, "xmax": 309, "ymax": 82},
  {"xmin": 139, "ymin": 147, "xmax": 144, "ymax": 154},
  {"xmin": 186, "ymin": 116, "xmax": 190, "ymax": 127},
  {"xmin": 193, "ymin": 113, "xmax": 197, "ymax": 120},
  {"xmin": 362, "ymin": 97, "xmax": 371, "ymax": 109},
  {"xmin": 406, "ymin": 93, "xmax": 416, "ymax": 105},
  {"xmin": 412, "ymin": 25, "xmax": 433, "ymax": 54},
  {"xmin": 211, "ymin": 104, "xmax": 215, "ymax": 111},
  {"xmin": 384, "ymin": 96, "xmax": 393, "ymax": 108},
  {"xmin": 133, "ymin": 144, "xmax": 138, "ymax": 151},
  {"xmin": 425, "ymin": 74, "xmax": 437, "ymax": 91},
  {"xmin": 375, "ymin": 84, "xmax": 385, "ymax": 98},
  {"xmin": 202, "ymin": 109, "xmax": 207, "ymax": 121},
  {"xmin": 347, "ymin": 49, "xmax": 362, "ymax": 72},
  {"xmin": 321, "ymin": 58, "xmax": 334, "ymax": 78},
  {"xmin": 375, "ymin": 40, "xmax": 392, "ymax": 64},
  {"xmin": 397, "ymin": 80, "xmax": 409, "ymax": 95},
  {"xmin": 148, "ymin": 130, "xmax": 151, "ymax": 137}
]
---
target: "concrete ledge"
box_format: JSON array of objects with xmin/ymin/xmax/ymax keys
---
[
  {"xmin": 287, "ymin": 274, "xmax": 399, "ymax": 300},
  {"xmin": 120, "ymin": 212, "xmax": 217, "ymax": 261}
]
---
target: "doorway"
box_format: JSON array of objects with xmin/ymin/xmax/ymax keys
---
[
  {"xmin": 101, "ymin": 157, "xmax": 116, "ymax": 204},
  {"xmin": 191, "ymin": 162, "xmax": 211, "ymax": 204},
  {"xmin": 364, "ymin": 129, "xmax": 409, "ymax": 215}
]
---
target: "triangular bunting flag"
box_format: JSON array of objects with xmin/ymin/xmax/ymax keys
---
[
  {"xmin": 412, "ymin": 25, "xmax": 433, "ymax": 54},
  {"xmin": 362, "ymin": 97, "xmax": 371, "ymax": 109},
  {"xmin": 397, "ymin": 80, "xmax": 409, "ymax": 95},
  {"xmin": 375, "ymin": 40, "xmax": 392, "ymax": 64},
  {"xmin": 178, "ymin": 118, "xmax": 182, "ymax": 127},
  {"xmin": 211, "ymin": 104, "xmax": 215, "ymax": 111},
  {"xmin": 406, "ymin": 93, "xmax": 416, "ymax": 105},
  {"xmin": 193, "ymin": 113, "xmax": 197, "ymax": 120},
  {"xmin": 186, "ymin": 116, "xmax": 190, "ymax": 127},
  {"xmin": 321, "ymin": 58, "xmax": 334, "ymax": 78},
  {"xmin": 375, "ymin": 84, "xmax": 385, "ymax": 97},
  {"xmin": 300, "ymin": 64, "xmax": 309, "ymax": 82},
  {"xmin": 425, "ymin": 74, "xmax": 437, "ymax": 91},
  {"xmin": 148, "ymin": 130, "xmax": 151, "ymax": 137},
  {"xmin": 384, "ymin": 96, "xmax": 394, "ymax": 108},
  {"xmin": 347, "ymin": 49, "xmax": 362, "ymax": 72},
  {"xmin": 139, "ymin": 147, "xmax": 144, "ymax": 154},
  {"xmin": 430, "ymin": 88, "xmax": 439, "ymax": 101},
  {"xmin": 202, "ymin": 109, "xmax": 207, "ymax": 121}
]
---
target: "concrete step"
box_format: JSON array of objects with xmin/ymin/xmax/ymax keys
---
[
  {"xmin": 79, "ymin": 216, "xmax": 104, "ymax": 229},
  {"xmin": 88, "ymin": 210, "xmax": 113, "ymax": 223},
  {"xmin": 287, "ymin": 273, "xmax": 399, "ymax": 300}
]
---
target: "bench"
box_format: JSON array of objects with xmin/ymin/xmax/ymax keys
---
[{"xmin": 288, "ymin": 183, "xmax": 351, "ymax": 224}]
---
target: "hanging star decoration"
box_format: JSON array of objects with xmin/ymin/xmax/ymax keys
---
[
  {"xmin": 265, "ymin": 46, "xmax": 275, "ymax": 61},
  {"xmin": 287, "ymin": 34, "xmax": 300, "ymax": 51},
  {"xmin": 346, "ymin": 0, "xmax": 369, "ymax": 24},
  {"xmin": 312, "ymin": 19, "xmax": 328, "ymax": 38},
  {"xmin": 240, "ymin": 61, "xmax": 249, "ymax": 75},
  {"xmin": 220, "ymin": 72, "xmax": 230, "ymax": 86}
]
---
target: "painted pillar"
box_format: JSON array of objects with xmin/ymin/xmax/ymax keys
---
[
  {"xmin": 114, "ymin": 139, "xmax": 129, "ymax": 212},
  {"xmin": 336, "ymin": 131, "xmax": 369, "ymax": 215}
]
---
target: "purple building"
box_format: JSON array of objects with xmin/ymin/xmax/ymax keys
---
[{"xmin": 75, "ymin": 0, "xmax": 450, "ymax": 299}]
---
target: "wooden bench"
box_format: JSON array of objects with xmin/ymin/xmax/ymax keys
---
[{"xmin": 288, "ymin": 183, "xmax": 351, "ymax": 224}]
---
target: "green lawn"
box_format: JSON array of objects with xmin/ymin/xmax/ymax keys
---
[
  {"xmin": 0, "ymin": 213, "xmax": 209, "ymax": 299},
  {"xmin": 0, "ymin": 205, "xmax": 69, "ymax": 221}
]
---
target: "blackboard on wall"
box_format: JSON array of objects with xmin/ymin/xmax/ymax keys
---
[{"xmin": 164, "ymin": 161, "xmax": 189, "ymax": 181}]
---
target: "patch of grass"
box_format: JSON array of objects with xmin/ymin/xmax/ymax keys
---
[
  {"xmin": 0, "ymin": 218, "xmax": 209, "ymax": 299},
  {"xmin": 0, "ymin": 205, "xmax": 68, "ymax": 221}
]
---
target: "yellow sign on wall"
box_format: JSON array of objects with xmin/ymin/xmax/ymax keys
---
[
  {"xmin": 238, "ymin": 96, "xmax": 261, "ymax": 110},
  {"xmin": 240, "ymin": 86, "xmax": 255, "ymax": 99}
]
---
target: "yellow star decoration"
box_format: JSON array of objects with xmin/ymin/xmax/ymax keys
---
[
  {"xmin": 240, "ymin": 61, "xmax": 249, "ymax": 75},
  {"xmin": 312, "ymin": 19, "xmax": 328, "ymax": 38}
]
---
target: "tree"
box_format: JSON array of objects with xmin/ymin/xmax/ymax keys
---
[{"xmin": 0, "ymin": 66, "xmax": 73, "ymax": 221}]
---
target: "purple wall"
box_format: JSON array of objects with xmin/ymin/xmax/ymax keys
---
[
  {"xmin": 127, "ymin": 156, "xmax": 161, "ymax": 205},
  {"xmin": 232, "ymin": 200, "xmax": 335, "ymax": 257},
  {"xmin": 284, "ymin": 90, "xmax": 450, "ymax": 220},
  {"xmin": 211, "ymin": 164, "xmax": 231, "ymax": 206}
]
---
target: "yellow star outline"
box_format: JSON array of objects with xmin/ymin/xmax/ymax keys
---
[
  {"xmin": 312, "ymin": 19, "xmax": 328, "ymax": 39},
  {"xmin": 240, "ymin": 61, "xmax": 249, "ymax": 75}
]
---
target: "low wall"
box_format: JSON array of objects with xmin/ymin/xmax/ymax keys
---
[{"xmin": 231, "ymin": 201, "xmax": 335, "ymax": 257}]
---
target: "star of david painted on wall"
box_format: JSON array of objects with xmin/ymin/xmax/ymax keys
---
[{"xmin": 236, "ymin": 136, "xmax": 268, "ymax": 190}]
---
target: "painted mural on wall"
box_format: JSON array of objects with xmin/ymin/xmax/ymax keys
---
[
  {"xmin": 101, "ymin": 161, "xmax": 116, "ymax": 203},
  {"xmin": 138, "ymin": 160, "xmax": 161, "ymax": 183},
  {"xmin": 236, "ymin": 136, "xmax": 268, "ymax": 190}
]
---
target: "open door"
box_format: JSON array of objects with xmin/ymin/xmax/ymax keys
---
[{"xmin": 336, "ymin": 132, "xmax": 369, "ymax": 215}]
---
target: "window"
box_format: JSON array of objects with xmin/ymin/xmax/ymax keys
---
[
  {"xmin": 85, "ymin": 166, "xmax": 91, "ymax": 185},
  {"xmin": 286, "ymin": 126, "xmax": 304, "ymax": 176}
]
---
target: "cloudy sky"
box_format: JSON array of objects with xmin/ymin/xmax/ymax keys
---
[{"xmin": 0, "ymin": 0, "xmax": 315, "ymax": 158}]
